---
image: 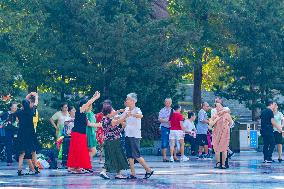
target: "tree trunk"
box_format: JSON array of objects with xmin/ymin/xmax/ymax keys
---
[
  {"xmin": 61, "ymin": 75, "xmax": 65, "ymax": 102},
  {"xmin": 252, "ymin": 107, "xmax": 258, "ymax": 121},
  {"xmin": 193, "ymin": 61, "xmax": 202, "ymax": 112}
]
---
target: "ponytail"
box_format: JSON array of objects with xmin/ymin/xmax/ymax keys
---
[{"xmin": 169, "ymin": 104, "xmax": 181, "ymax": 119}]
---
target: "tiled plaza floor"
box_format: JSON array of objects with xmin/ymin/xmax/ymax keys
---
[{"xmin": 1, "ymin": 151, "xmax": 284, "ymax": 189}]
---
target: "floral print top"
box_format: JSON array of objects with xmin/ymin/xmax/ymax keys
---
[{"xmin": 102, "ymin": 116, "xmax": 122, "ymax": 141}]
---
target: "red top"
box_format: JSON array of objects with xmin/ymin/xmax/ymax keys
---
[
  {"xmin": 95, "ymin": 112, "xmax": 103, "ymax": 123},
  {"xmin": 169, "ymin": 112, "xmax": 184, "ymax": 130},
  {"xmin": 95, "ymin": 112, "xmax": 104, "ymax": 145}
]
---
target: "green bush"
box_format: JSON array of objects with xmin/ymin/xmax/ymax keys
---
[
  {"xmin": 140, "ymin": 139, "xmax": 154, "ymax": 148},
  {"xmin": 36, "ymin": 118, "xmax": 56, "ymax": 149},
  {"xmin": 141, "ymin": 113, "xmax": 160, "ymax": 140}
]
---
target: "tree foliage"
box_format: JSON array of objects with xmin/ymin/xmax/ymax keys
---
[{"xmin": 216, "ymin": 0, "xmax": 284, "ymax": 119}]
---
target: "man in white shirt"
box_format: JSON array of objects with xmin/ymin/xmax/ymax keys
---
[{"xmin": 123, "ymin": 93, "xmax": 154, "ymax": 179}]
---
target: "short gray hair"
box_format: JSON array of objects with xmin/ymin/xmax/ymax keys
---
[
  {"xmin": 127, "ymin": 93, "xmax": 137, "ymax": 103},
  {"xmin": 165, "ymin": 98, "xmax": 172, "ymax": 103}
]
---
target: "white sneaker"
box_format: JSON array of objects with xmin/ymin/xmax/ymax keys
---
[
  {"xmin": 181, "ymin": 156, "xmax": 189, "ymax": 162},
  {"xmin": 170, "ymin": 156, "xmax": 174, "ymax": 162},
  {"xmin": 100, "ymin": 171, "xmax": 110, "ymax": 179}
]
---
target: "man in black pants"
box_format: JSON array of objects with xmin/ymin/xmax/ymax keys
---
[{"xmin": 260, "ymin": 101, "xmax": 282, "ymax": 163}]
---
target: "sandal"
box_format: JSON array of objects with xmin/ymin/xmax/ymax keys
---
[
  {"xmin": 70, "ymin": 169, "xmax": 85, "ymax": 174},
  {"xmin": 214, "ymin": 162, "xmax": 221, "ymax": 169},
  {"xmin": 127, "ymin": 175, "xmax": 137, "ymax": 179},
  {"xmin": 17, "ymin": 170, "xmax": 24, "ymax": 176},
  {"xmin": 143, "ymin": 170, "xmax": 154, "ymax": 179}
]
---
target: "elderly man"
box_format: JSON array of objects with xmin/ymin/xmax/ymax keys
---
[
  {"xmin": 196, "ymin": 102, "xmax": 210, "ymax": 159},
  {"xmin": 123, "ymin": 93, "xmax": 154, "ymax": 179},
  {"xmin": 158, "ymin": 98, "xmax": 179, "ymax": 162}
]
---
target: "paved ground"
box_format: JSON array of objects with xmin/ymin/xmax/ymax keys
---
[{"xmin": 1, "ymin": 151, "xmax": 284, "ymax": 189}]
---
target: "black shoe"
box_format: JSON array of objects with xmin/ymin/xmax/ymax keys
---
[
  {"xmin": 162, "ymin": 159, "xmax": 170, "ymax": 162},
  {"xmin": 127, "ymin": 175, "xmax": 137, "ymax": 179},
  {"xmin": 174, "ymin": 158, "xmax": 180, "ymax": 162},
  {"xmin": 214, "ymin": 162, "xmax": 221, "ymax": 169},
  {"xmin": 144, "ymin": 170, "xmax": 154, "ymax": 179},
  {"xmin": 34, "ymin": 166, "xmax": 40, "ymax": 174},
  {"xmin": 83, "ymin": 169, "xmax": 94, "ymax": 173},
  {"xmin": 17, "ymin": 170, "xmax": 24, "ymax": 176},
  {"xmin": 278, "ymin": 159, "xmax": 283, "ymax": 163}
]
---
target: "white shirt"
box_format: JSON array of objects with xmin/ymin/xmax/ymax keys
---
[
  {"xmin": 123, "ymin": 107, "xmax": 143, "ymax": 138},
  {"xmin": 211, "ymin": 107, "xmax": 230, "ymax": 118},
  {"xmin": 183, "ymin": 119, "xmax": 196, "ymax": 131}
]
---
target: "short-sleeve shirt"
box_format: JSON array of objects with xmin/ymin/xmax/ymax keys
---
[
  {"xmin": 183, "ymin": 119, "xmax": 196, "ymax": 131},
  {"xmin": 102, "ymin": 117, "xmax": 123, "ymax": 140},
  {"xmin": 52, "ymin": 111, "xmax": 69, "ymax": 127},
  {"xmin": 274, "ymin": 111, "xmax": 284, "ymax": 132},
  {"xmin": 158, "ymin": 107, "xmax": 172, "ymax": 128},
  {"xmin": 169, "ymin": 112, "xmax": 184, "ymax": 130},
  {"xmin": 196, "ymin": 109, "xmax": 209, "ymax": 134},
  {"xmin": 260, "ymin": 108, "xmax": 274, "ymax": 133},
  {"xmin": 123, "ymin": 107, "xmax": 142, "ymax": 138}
]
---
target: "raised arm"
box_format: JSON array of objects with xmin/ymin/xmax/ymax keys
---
[{"xmin": 80, "ymin": 91, "xmax": 100, "ymax": 113}]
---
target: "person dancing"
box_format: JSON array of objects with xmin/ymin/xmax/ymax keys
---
[
  {"xmin": 16, "ymin": 92, "xmax": 40, "ymax": 176},
  {"xmin": 67, "ymin": 91, "xmax": 101, "ymax": 174},
  {"xmin": 99, "ymin": 104, "xmax": 130, "ymax": 179}
]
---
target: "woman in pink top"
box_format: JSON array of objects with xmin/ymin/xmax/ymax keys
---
[{"xmin": 210, "ymin": 102, "xmax": 233, "ymax": 169}]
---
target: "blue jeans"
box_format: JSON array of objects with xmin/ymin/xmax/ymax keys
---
[{"xmin": 161, "ymin": 127, "xmax": 170, "ymax": 149}]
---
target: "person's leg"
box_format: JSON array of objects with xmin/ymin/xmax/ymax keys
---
[
  {"xmin": 268, "ymin": 133, "xmax": 275, "ymax": 161},
  {"xmin": 161, "ymin": 127, "xmax": 169, "ymax": 161},
  {"xmin": 27, "ymin": 159, "xmax": 35, "ymax": 172},
  {"xmin": 215, "ymin": 151, "xmax": 220, "ymax": 163},
  {"xmin": 262, "ymin": 134, "xmax": 268, "ymax": 161},
  {"xmin": 170, "ymin": 139, "xmax": 175, "ymax": 158},
  {"xmin": 128, "ymin": 158, "xmax": 136, "ymax": 176},
  {"xmin": 204, "ymin": 145, "xmax": 209, "ymax": 154},
  {"xmin": 221, "ymin": 151, "xmax": 227, "ymax": 166},
  {"xmin": 179, "ymin": 139, "xmax": 185, "ymax": 157},
  {"xmin": 5, "ymin": 130, "xmax": 13, "ymax": 164},
  {"xmin": 18, "ymin": 152, "xmax": 25, "ymax": 171},
  {"xmin": 136, "ymin": 157, "xmax": 151, "ymax": 173},
  {"xmin": 89, "ymin": 147, "xmax": 96, "ymax": 160},
  {"xmin": 278, "ymin": 144, "xmax": 282, "ymax": 160}
]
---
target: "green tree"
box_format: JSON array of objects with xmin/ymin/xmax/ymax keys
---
[
  {"xmin": 168, "ymin": 0, "xmax": 229, "ymax": 111},
  {"xmin": 217, "ymin": 0, "xmax": 284, "ymax": 120}
]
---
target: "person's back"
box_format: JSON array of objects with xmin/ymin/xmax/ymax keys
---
[
  {"xmin": 260, "ymin": 108, "xmax": 274, "ymax": 134},
  {"xmin": 169, "ymin": 112, "xmax": 183, "ymax": 131}
]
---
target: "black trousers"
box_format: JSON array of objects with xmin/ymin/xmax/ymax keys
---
[
  {"xmin": 5, "ymin": 129, "xmax": 14, "ymax": 163},
  {"xmin": 62, "ymin": 136, "xmax": 71, "ymax": 166},
  {"xmin": 262, "ymin": 132, "xmax": 275, "ymax": 161},
  {"xmin": 185, "ymin": 134, "xmax": 198, "ymax": 155}
]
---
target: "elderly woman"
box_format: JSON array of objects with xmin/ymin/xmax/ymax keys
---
[{"xmin": 210, "ymin": 102, "xmax": 233, "ymax": 169}]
